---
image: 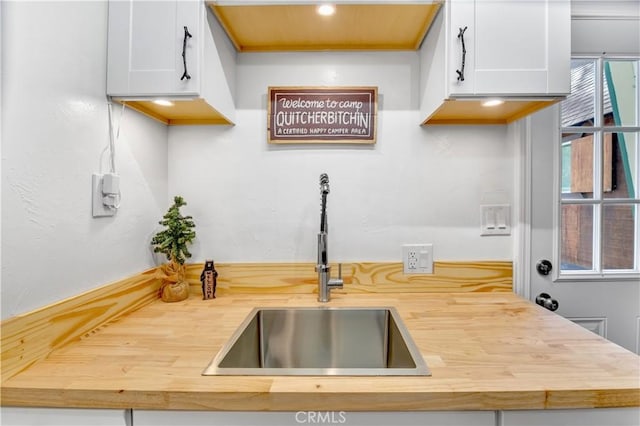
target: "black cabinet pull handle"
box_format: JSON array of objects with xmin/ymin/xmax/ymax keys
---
[
  {"xmin": 456, "ymin": 26, "xmax": 467, "ymax": 82},
  {"xmin": 181, "ymin": 26, "xmax": 193, "ymax": 81}
]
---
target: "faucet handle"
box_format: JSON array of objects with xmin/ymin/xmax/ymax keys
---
[{"xmin": 328, "ymin": 263, "xmax": 344, "ymax": 289}]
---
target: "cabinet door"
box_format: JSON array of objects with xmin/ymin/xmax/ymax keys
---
[
  {"xmin": 134, "ymin": 410, "xmax": 495, "ymax": 426},
  {"xmin": 501, "ymin": 408, "xmax": 640, "ymax": 426},
  {"xmin": 449, "ymin": 0, "xmax": 570, "ymax": 97},
  {"xmin": 107, "ymin": 0, "xmax": 200, "ymax": 97},
  {"xmin": 0, "ymin": 407, "xmax": 129, "ymax": 426}
]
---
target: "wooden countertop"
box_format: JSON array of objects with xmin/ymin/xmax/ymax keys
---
[{"xmin": 1, "ymin": 292, "xmax": 639, "ymax": 411}]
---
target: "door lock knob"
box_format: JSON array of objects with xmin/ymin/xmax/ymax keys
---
[
  {"xmin": 535, "ymin": 293, "xmax": 559, "ymax": 311},
  {"xmin": 536, "ymin": 259, "xmax": 553, "ymax": 276}
]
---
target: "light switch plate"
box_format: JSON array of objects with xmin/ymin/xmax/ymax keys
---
[
  {"xmin": 403, "ymin": 244, "xmax": 434, "ymax": 274},
  {"xmin": 481, "ymin": 204, "xmax": 510, "ymax": 236}
]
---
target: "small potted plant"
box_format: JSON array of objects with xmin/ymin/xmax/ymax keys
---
[{"xmin": 151, "ymin": 196, "xmax": 196, "ymax": 302}]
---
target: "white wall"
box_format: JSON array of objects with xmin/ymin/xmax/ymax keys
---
[
  {"xmin": 207, "ymin": 6, "xmax": 237, "ymax": 107},
  {"xmin": 168, "ymin": 52, "xmax": 514, "ymax": 263},
  {"xmin": 1, "ymin": 1, "xmax": 168, "ymax": 319},
  {"xmin": 0, "ymin": 2, "xmax": 4, "ymax": 311},
  {"xmin": 1, "ymin": 3, "xmax": 518, "ymax": 319},
  {"xmin": 572, "ymin": 19, "xmax": 639, "ymax": 56}
]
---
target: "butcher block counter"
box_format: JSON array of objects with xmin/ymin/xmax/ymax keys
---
[{"xmin": 1, "ymin": 292, "xmax": 639, "ymax": 411}]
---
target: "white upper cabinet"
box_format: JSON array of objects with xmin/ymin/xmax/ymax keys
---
[
  {"xmin": 108, "ymin": 1, "xmax": 200, "ymax": 97},
  {"xmin": 420, "ymin": 0, "xmax": 570, "ymax": 125},
  {"xmin": 107, "ymin": 0, "xmax": 236, "ymax": 125}
]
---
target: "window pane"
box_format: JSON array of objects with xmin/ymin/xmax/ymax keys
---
[
  {"xmin": 603, "ymin": 204, "xmax": 636, "ymax": 270},
  {"xmin": 604, "ymin": 60, "xmax": 639, "ymax": 127},
  {"xmin": 604, "ymin": 132, "xmax": 638, "ymax": 199},
  {"xmin": 562, "ymin": 59, "xmax": 596, "ymax": 127},
  {"xmin": 561, "ymin": 133, "xmax": 594, "ymax": 199},
  {"xmin": 559, "ymin": 56, "xmax": 640, "ymax": 277},
  {"xmin": 561, "ymin": 204, "xmax": 594, "ymax": 271}
]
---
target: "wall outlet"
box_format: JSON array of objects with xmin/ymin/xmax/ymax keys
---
[
  {"xmin": 403, "ymin": 244, "xmax": 434, "ymax": 274},
  {"xmin": 92, "ymin": 174, "xmax": 116, "ymax": 218}
]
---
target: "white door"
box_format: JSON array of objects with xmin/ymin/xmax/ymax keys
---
[
  {"xmin": 527, "ymin": 104, "xmax": 639, "ymax": 353},
  {"xmin": 525, "ymin": 12, "xmax": 640, "ymax": 354}
]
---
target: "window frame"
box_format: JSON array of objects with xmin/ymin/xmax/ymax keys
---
[{"xmin": 553, "ymin": 55, "xmax": 640, "ymax": 282}]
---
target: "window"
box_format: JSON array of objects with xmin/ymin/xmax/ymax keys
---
[{"xmin": 558, "ymin": 57, "xmax": 640, "ymax": 277}]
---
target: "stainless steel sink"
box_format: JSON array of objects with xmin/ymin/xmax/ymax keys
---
[{"xmin": 202, "ymin": 307, "xmax": 431, "ymax": 376}]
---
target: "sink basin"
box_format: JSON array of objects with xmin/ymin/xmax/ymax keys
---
[{"xmin": 202, "ymin": 307, "xmax": 431, "ymax": 376}]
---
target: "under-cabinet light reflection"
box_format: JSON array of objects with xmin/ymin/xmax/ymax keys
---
[
  {"xmin": 317, "ymin": 4, "xmax": 336, "ymax": 16},
  {"xmin": 153, "ymin": 99, "xmax": 174, "ymax": 107},
  {"xmin": 482, "ymin": 99, "xmax": 504, "ymax": 107}
]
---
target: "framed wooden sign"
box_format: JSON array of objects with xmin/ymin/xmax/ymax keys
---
[{"xmin": 267, "ymin": 86, "xmax": 377, "ymax": 144}]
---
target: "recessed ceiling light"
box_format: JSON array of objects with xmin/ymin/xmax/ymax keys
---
[
  {"xmin": 482, "ymin": 99, "xmax": 504, "ymax": 107},
  {"xmin": 153, "ymin": 99, "xmax": 174, "ymax": 107},
  {"xmin": 317, "ymin": 4, "xmax": 336, "ymax": 16}
]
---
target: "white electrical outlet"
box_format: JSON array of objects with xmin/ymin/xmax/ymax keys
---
[
  {"xmin": 403, "ymin": 244, "xmax": 434, "ymax": 274},
  {"xmin": 92, "ymin": 174, "xmax": 116, "ymax": 218}
]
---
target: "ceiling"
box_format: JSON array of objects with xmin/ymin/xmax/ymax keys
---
[{"xmin": 208, "ymin": 1, "xmax": 442, "ymax": 52}]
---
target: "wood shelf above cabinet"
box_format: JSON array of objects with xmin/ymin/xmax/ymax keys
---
[
  {"xmin": 422, "ymin": 99, "xmax": 560, "ymax": 125},
  {"xmin": 209, "ymin": 3, "xmax": 441, "ymax": 52},
  {"xmin": 115, "ymin": 99, "xmax": 234, "ymax": 126}
]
